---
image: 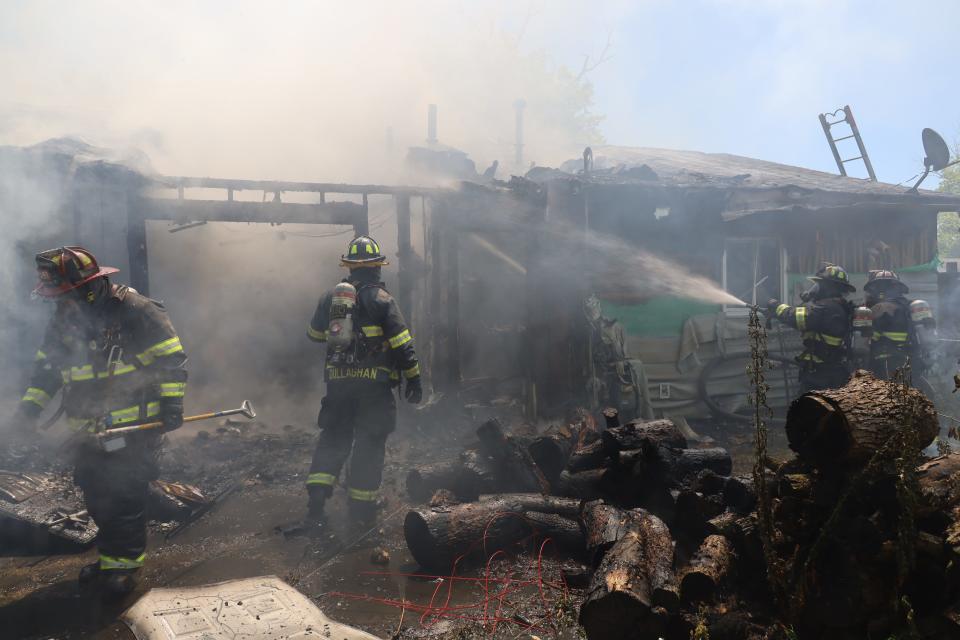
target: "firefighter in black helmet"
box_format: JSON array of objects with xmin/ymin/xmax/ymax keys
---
[
  {"xmin": 302, "ymin": 235, "xmax": 422, "ymax": 532},
  {"xmin": 767, "ymin": 264, "xmax": 856, "ymax": 394},
  {"xmin": 859, "ymin": 270, "xmax": 935, "ymax": 379},
  {"xmin": 7, "ymin": 247, "xmax": 187, "ymax": 597}
]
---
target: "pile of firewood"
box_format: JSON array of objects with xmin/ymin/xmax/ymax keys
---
[
  {"xmin": 403, "ymin": 410, "xmax": 759, "ymax": 639},
  {"xmin": 403, "ymin": 370, "xmax": 960, "ymax": 638}
]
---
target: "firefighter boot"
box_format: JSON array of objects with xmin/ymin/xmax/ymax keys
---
[
  {"xmin": 101, "ymin": 569, "xmax": 137, "ymax": 597},
  {"xmin": 280, "ymin": 487, "xmax": 329, "ymax": 538}
]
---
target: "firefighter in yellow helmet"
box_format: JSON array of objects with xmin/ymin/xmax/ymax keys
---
[
  {"xmin": 7, "ymin": 247, "xmax": 187, "ymax": 597},
  {"xmin": 302, "ymin": 236, "xmax": 421, "ymax": 533},
  {"xmin": 767, "ymin": 264, "xmax": 856, "ymax": 394}
]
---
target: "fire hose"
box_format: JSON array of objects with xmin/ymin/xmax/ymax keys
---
[
  {"xmin": 697, "ymin": 352, "xmax": 798, "ymax": 425},
  {"xmin": 96, "ymin": 399, "xmax": 256, "ymax": 438}
]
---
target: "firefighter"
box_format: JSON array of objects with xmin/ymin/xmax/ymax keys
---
[
  {"xmin": 860, "ymin": 269, "xmax": 935, "ymax": 379},
  {"xmin": 6, "ymin": 247, "xmax": 187, "ymax": 596},
  {"xmin": 304, "ymin": 235, "xmax": 421, "ymax": 532},
  {"xmin": 767, "ymin": 264, "xmax": 856, "ymax": 394}
]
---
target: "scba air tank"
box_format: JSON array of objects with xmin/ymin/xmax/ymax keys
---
[{"xmin": 327, "ymin": 282, "xmax": 357, "ymax": 350}]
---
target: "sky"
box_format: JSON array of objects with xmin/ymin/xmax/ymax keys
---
[{"xmin": 1, "ymin": 0, "xmax": 958, "ymax": 186}]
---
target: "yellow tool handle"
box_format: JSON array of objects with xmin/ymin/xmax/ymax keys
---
[{"xmin": 96, "ymin": 400, "xmax": 256, "ymax": 437}]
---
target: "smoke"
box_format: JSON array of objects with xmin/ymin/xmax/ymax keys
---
[
  {"xmin": 575, "ymin": 227, "xmax": 745, "ymax": 306},
  {"xmin": 0, "ymin": 1, "xmax": 623, "ymax": 182},
  {"xmin": 0, "ymin": 148, "xmax": 71, "ymax": 401}
]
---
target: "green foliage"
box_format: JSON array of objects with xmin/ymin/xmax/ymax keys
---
[
  {"xmin": 937, "ymin": 212, "xmax": 960, "ymax": 259},
  {"xmin": 940, "ymin": 156, "xmax": 960, "ymax": 195},
  {"xmin": 937, "ymin": 146, "xmax": 960, "ymax": 258}
]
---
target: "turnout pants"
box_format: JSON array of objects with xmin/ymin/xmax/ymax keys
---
[
  {"xmin": 73, "ymin": 437, "xmax": 160, "ymax": 572},
  {"xmin": 307, "ymin": 385, "xmax": 397, "ymax": 522},
  {"xmin": 798, "ymin": 363, "xmax": 850, "ymax": 395}
]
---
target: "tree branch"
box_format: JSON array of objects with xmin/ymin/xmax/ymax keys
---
[{"xmin": 576, "ymin": 30, "xmax": 614, "ymax": 81}]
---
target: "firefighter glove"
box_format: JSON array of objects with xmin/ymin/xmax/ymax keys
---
[
  {"xmin": 405, "ymin": 376, "xmax": 423, "ymax": 405},
  {"xmin": 159, "ymin": 397, "xmax": 184, "ymax": 433}
]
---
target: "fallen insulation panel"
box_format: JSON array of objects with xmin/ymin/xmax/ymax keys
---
[{"xmin": 122, "ymin": 575, "xmax": 382, "ymax": 640}]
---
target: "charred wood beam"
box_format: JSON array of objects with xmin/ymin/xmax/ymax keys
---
[
  {"xmin": 138, "ymin": 198, "xmax": 365, "ymax": 226},
  {"xmin": 153, "ymin": 175, "xmax": 439, "ymax": 197},
  {"xmin": 128, "ymin": 195, "xmax": 150, "ymax": 296},
  {"xmin": 395, "ymin": 194, "xmax": 413, "ymax": 318}
]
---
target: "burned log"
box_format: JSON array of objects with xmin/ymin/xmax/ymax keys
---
[
  {"xmin": 404, "ymin": 494, "xmax": 580, "ymax": 571},
  {"xmin": 477, "ymin": 419, "xmax": 551, "ymax": 494},
  {"xmin": 785, "ymin": 369, "xmax": 938, "ymax": 467},
  {"xmin": 602, "ymin": 419, "xmax": 687, "ymax": 457},
  {"xmin": 722, "ymin": 474, "xmax": 759, "ymax": 515},
  {"xmin": 615, "ymin": 444, "xmax": 733, "ymax": 495},
  {"xmin": 524, "ymin": 511, "xmax": 586, "ymax": 554},
  {"xmin": 407, "ymin": 449, "xmax": 497, "ymax": 502},
  {"xmin": 673, "ymin": 447, "xmax": 733, "ymax": 480},
  {"xmin": 406, "ymin": 449, "xmax": 496, "ymax": 502},
  {"xmin": 581, "ymin": 500, "xmax": 633, "ymax": 559},
  {"xmin": 917, "ymin": 453, "xmax": 960, "ymax": 517},
  {"xmin": 528, "ymin": 424, "xmax": 580, "ymax": 485},
  {"xmin": 679, "ymin": 534, "xmax": 733, "ymax": 603},
  {"xmin": 579, "ymin": 507, "xmax": 679, "ymax": 640},
  {"xmin": 557, "ymin": 469, "xmax": 610, "ymax": 500},
  {"xmin": 566, "ymin": 440, "xmax": 609, "ymax": 473},
  {"xmin": 674, "ymin": 490, "xmax": 725, "ymax": 542}
]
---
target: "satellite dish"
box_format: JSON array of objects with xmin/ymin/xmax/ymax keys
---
[
  {"xmin": 922, "ymin": 128, "xmax": 951, "ymax": 171},
  {"xmin": 909, "ymin": 127, "xmax": 955, "ymax": 192}
]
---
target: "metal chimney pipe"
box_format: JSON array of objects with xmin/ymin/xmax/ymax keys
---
[
  {"xmin": 514, "ymin": 99, "xmax": 526, "ymax": 169},
  {"xmin": 427, "ymin": 104, "xmax": 438, "ymax": 146}
]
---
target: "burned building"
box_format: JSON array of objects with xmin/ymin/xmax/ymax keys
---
[
  {"xmin": 428, "ymin": 145, "xmax": 960, "ymax": 425},
  {"xmin": 5, "ymin": 139, "xmax": 960, "ymax": 426}
]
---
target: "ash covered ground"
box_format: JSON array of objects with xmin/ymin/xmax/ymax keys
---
[{"xmin": 0, "ymin": 398, "xmax": 605, "ymax": 640}]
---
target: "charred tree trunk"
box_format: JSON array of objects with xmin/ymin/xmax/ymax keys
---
[
  {"xmin": 406, "ymin": 449, "xmax": 497, "ymax": 502},
  {"xmin": 579, "ymin": 507, "xmax": 679, "ymax": 640},
  {"xmin": 785, "ymin": 369, "xmax": 937, "ymax": 467},
  {"xmin": 679, "ymin": 534, "xmax": 733, "ymax": 603},
  {"xmin": 602, "ymin": 419, "xmax": 687, "ymax": 457},
  {"xmin": 477, "ymin": 418, "xmax": 551, "ymax": 494},
  {"xmin": 404, "ymin": 494, "xmax": 580, "ymax": 571}
]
